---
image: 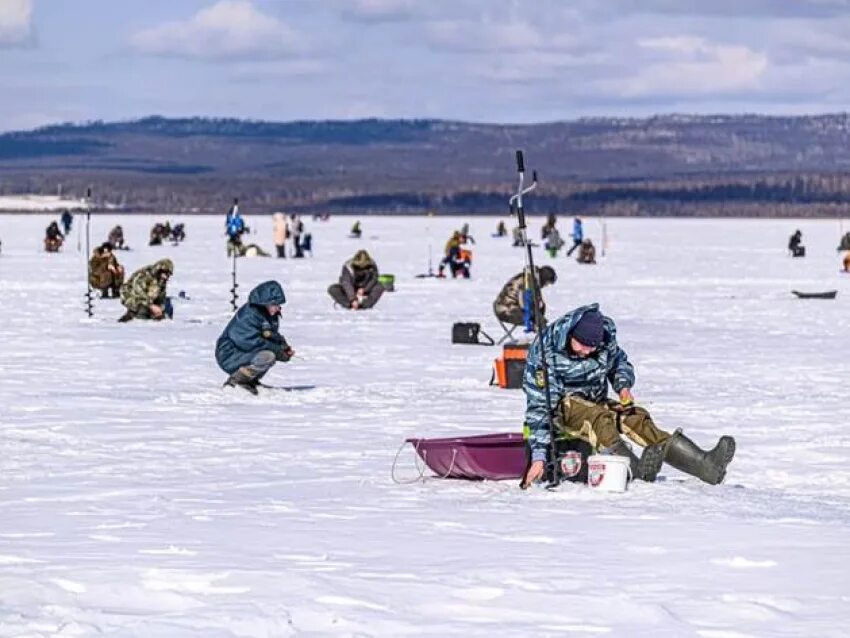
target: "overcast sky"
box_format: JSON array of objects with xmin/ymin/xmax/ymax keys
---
[{"xmin": 2, "ymin": 0, "xmax": 850, "ymax": 131}]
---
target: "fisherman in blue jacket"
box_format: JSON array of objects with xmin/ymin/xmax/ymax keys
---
[
  {"xmin": 215, "ymin": 280, "xmax": 293, "ymax": 394},
  {"xmin": 566, "ymin": 216, "xmax": 583, "ymax": 257},
  {"xmin": 522, "ymin": 304, "xmax": 735, "ymax": 487}
]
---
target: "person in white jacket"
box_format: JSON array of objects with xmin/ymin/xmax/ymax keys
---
[{"xmin": 272, "ymin": 212, "xmax": 288, "ymax": 258}]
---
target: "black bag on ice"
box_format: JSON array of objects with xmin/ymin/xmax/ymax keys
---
[{"xmin": 452, "ymin": 322, "xmax": 495, "ymax": 346}]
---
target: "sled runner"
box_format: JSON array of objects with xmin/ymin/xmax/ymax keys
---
[
  {"xmin": 791, "ymin": 290, "xmax": 837, "ymax": 299},
  {"xmin": 399, "ymin": 432, "xmax": 526, "ymax": 481}
]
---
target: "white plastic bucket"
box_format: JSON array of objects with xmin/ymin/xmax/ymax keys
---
[{"xmin": 587, "ymin": 454, "xmax": 632, "ymax": 492}]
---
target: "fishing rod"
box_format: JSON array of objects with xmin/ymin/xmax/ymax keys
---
[
  {"xmin": 84, "ymin": 187, "xmax": 93, "ymax": 317},
  {"xmin": 511, "ymin": 151, "xmax": 559, "ymax": 489}
]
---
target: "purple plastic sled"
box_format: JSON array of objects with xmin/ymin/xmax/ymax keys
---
[{"xmin": 405, "ymin": 432, "xmax": 526, "ymax": 480}]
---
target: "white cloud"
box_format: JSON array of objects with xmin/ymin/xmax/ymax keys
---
[
  {"xmin": 131, "ymin": 0, "xmax": 305, "ymax": 61},
  {"xmin": 427, "ymin": 19, "xmax": 544, "ymax": 52},
  {"xmin": 0, "ymin": 0, "xmax": 33, "ymax": 46},
  {"xmin": 613, "ymin": 36, "xmax": 768, "ymax": 96},
  {"xmin": 338, "ymin": 0, "xmax": 419, "ymax": 23}
]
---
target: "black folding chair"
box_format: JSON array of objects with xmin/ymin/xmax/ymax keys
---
[{"xmin": 497, "ymin": 320, "xmax": 522, "ymax": 345}]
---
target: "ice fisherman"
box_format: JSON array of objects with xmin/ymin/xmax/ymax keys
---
[
  {"xmin": 60, "ymin": 210, "xmax": 73, "ymax": 234},
  {"xmin": 108, "ymin": 225, "xmax": 127, "ymax": 250},
  {"xmin": 541, "ymin": 213, "xmax": 557, "ymax": 240},
  {"xmin": 521, "ymin": 304, "xmax": 736, "ymax": 488},
  {"xmin": 149, "ymin": 223, "xmax": 168, "ymax": 246},
  {"xmin": 290, "ymin": 213, "xmax": 305, "ymax": 258},
  {"xmin": 328, "ymin": 250, "xmax": 384, "ymax": 309},
  {"xmin": 226, "ymin": 206, "xmax": 247, "ymax": 256},
  {"xmin": 170, "ymin": 223, "xmax": 186, "ymax": 243},
  {"xmin": 545, "ymin": 227, "xmax": 565, "ymax": 257},
  {"xmin": 788, "ymin": 229, "xmax": 804, "ymax": 257},
  {"xmin": 118, "ymin": 258, "xmax": 174, "ymax": 322},
  {"xmin": 493, "ymin": 266, "xmax": 557, "ymax": 331},
  {"xmin": 44, "ymin": 221, "xmax": 64, "ymax": 252},
  {"xmin": 566, "ymin": 216, "xmax": 584, "ymax": 257},
  {"xmin": 438, "ymin": 231, "xmax": 472, "ymax": 278},
  {"xmin": 226, "ymin": 198, "xmax": 239, "ymax": 227},
  {"xmin": 215, "ymin": 280, "xmax": 293, "ymax": 395},
  {"xmin": 89, "ymin": 242, "xmax": 125, "ymax": 299},
  {"xmin": 576, "ymin": 238, "xmax": 597, "ymax": 264}
]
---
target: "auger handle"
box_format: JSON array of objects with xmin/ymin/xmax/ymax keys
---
[{"xmin": 516, "ymin": 150, "xmax": 525, "ymax": 173}]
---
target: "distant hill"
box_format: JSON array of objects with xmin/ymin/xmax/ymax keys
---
[{"xmin": 2, "ymin": 115, "xmax": 850, "ymax": 216}]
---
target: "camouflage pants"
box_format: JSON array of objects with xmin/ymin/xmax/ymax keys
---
[
  {"xmin": 556, "ymin": 395, "xmax": 671, "ymax": 451},
  {"xmin": 239, "ymin": 350, "xmax": 276, "ymax": 380}
]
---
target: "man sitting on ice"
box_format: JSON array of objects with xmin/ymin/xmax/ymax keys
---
[
  {"xmin": 215, "ymin": 280, "xmax": 293, "ymax": 395},
  {"xmin": 328, "ymin": 250, "xmax": 384, "ymax": 309},
  {"xmin": 522, "ymin": 305, "xmax": 735, "ymax": 488}
]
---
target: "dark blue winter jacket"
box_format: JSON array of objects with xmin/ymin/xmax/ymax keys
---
[
  {"xmin": 215, "ymin": 281, "xmax": 288, "ymax": 374},
  {"xmin": 523, "ymin": 303, "xmax": 634, "ymax": 462}
]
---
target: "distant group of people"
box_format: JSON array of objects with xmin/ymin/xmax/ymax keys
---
[
  {"xmin": 501, "ymin": 214, "xmax": 597, "ymax": 264},
  {"xmin": 225, "ymin": 199, "xmax": 311, "ymax": 258},
  {"xmin": 149, "ymin": 221, "xmax": 185, "ymax": 246},
  {"xmin": 272, "ymin": 211, "xmax": 311, "ymax": 258}
]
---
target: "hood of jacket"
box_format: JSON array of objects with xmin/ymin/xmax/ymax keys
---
[
  {"xmin": 153, "ymin": 258, "xmax": 174, "ymax": 274},
  {"xmin": 248, "ymin": 280, "xmax": 286, "ymax": 306},
  {"xmin": 350, "ymin": 250, "xmax": 375, "ymax": 269}
]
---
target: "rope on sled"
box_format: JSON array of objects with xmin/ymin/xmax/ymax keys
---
[
  {"xmin": 390, "ymin": 439, "xmax": 427, "ymax": 484},
  {"xmin": 390, "ymin": 441, "xmax": 459, "ymax": 483}
]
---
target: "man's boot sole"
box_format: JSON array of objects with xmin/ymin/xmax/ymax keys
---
[
  {"xmin": 707, "ymin": 436, "xmax": 736, "ymax": 485},
  {"xmin": 636, "ymin": 444, "xmax": 665, "ymax": 482}
]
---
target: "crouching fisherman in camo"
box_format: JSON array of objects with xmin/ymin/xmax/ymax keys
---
[
  {"xmin": 118, "ymin": 258, "xmax": 174, "ymax": 322},
  {"xmin": 521, "ymin": 304, "xmax": 735, "ymax": 488},
  {"xmin": 215, "ymin": 281, "xmax": 293, "ymax": 395}
]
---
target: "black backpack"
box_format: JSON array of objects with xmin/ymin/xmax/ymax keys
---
[{"xmin": 451, "ymin": 322, "xmax": 495, "ymax": 346}]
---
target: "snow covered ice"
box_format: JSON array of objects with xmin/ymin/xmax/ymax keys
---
[{"xmin": 0, "ymin": 213, "xmax": 848, "ymax": 637}]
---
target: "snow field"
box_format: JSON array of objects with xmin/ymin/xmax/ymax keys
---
[{"xmin": 0, "ymin": 213, "xmax": 848, "ymax": 636}]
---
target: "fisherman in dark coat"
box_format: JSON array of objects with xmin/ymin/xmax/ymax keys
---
[{"xmin": 215, "ymin": 280, "xmax": 293, "ymax": 394}]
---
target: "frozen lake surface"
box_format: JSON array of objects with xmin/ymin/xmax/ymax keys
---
[{"xmin": 0, "ymin": 213, "xmax": 848, "ymax": 637}]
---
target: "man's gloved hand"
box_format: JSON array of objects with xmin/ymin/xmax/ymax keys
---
[{"xmin": 277, "ymin": 346, "xmax": 294, "ymax": 362}]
